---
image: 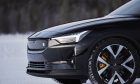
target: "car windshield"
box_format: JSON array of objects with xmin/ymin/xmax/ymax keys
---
[{"xmin": 109, "ymin": 0, "xmax": 140, "ymax": 16}]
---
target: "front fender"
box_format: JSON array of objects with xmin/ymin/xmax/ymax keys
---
[{"xmin": 75, "ymin": 28, "xmax": 140, "ymax": 56}]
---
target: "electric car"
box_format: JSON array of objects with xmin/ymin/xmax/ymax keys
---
[{"xmin": 27, "ymin": 0, "xmax": 140, "ymax": 84}]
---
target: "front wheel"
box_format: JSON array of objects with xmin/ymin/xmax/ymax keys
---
[{"xmin": 88, "ymin": 38, "xmax": 139, "ymax": 84}]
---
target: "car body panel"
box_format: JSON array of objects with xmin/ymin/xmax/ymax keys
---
[{"xmin": 29, "ymin": 16, "xmax": 140, "ymax": 39}]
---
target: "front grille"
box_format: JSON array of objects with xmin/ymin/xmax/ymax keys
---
[
  {"xmin": 28, "ymin": 39, "xmax": 48, "ymax": 50},
  {"xmin": 28, "ymin": 61, "xmax": 45, "ymax": 68}
]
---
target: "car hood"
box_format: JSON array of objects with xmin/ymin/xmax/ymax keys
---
[{"xmin": 29, "ymin": 15, "xmax": 136, "ymax": 39}]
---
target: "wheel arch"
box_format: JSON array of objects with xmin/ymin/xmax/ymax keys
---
[
  {"xmin": 94, "ymin": 36, "xmax": 140, "ymax": 57},
  {"xmin": 76, "ymin": 29, "xmax": 140, "ymax": 57}
]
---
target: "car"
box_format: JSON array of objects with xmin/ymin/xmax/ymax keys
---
[{"xmin": 26, "ymin": 0, "xmax": 140, "ymax": 84}]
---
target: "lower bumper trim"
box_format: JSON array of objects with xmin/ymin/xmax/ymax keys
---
[{"xmin": 27, "ymin": 69, "xmax": 88, "ymax": 79}]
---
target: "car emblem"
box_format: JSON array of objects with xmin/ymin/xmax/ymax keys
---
[{"xmin": 42, "ymin": 43, "xmax": 46, "ymax": 47}]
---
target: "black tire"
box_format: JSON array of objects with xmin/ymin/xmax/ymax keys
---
[
  {"xmin": 55, "ymin": 79, "xmax": 82, "ymax": 84},
  {"xmin": 88, "ymin": 38, "xmax": 139, "ymax": 84}
]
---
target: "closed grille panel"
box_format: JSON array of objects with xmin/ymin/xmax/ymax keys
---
[{"xmin": 28, "ymin": 39, "xmax": 48, "ymax": 50}]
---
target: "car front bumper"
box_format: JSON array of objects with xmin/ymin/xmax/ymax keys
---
[
  {"xmin": 27, "ymin": 63, "xmax": 87, "ymax": 79},
  {"xmin": 27, "ymin": 39, "xmax": 88, "ymax": 79}
]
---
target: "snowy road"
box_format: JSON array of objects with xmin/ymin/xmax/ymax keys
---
[{"xmin": 0, "ymin": 34, "xmax": 140, "ymax": 84}]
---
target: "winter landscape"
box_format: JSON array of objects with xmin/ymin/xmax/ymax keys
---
[{"xmin": 0, "ymin": 34, "xmax": 140, "ymax": 84}]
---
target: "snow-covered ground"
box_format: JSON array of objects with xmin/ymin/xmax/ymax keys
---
[
  {"xmin": 0, "ymin": 34, "xmax": 140, "ymax": 84},
  {"xmin": 0, "ymin": 34, "xmax": 58, "ymax": 84}
]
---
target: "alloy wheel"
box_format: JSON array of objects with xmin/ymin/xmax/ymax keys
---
[{"xmin": 96, "ymin": 44, "xmax": 135, "ymax": 84}]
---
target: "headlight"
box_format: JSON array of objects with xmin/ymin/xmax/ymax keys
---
[{"xmin": 51, "ymin": 31, "xmax": 90, "ymax": 44}]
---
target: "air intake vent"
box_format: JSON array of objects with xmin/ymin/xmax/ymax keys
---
[{"xmin": 28, "ymin": 61, "xmax": 45, "ymax": 68}]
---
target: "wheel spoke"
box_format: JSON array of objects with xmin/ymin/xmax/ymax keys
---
[
  {"xmin": 108, "ymin": 71, "xmax": 125, "ymax": 84},
  {"xmin": 98, "ymin": 65, "xmax": 109, "ymax": 75},
  {"xmin": 122, "ymin": 64, "xmax": 134, "ymax": 73},
  {"xmin": 116, "ymin": 71, "xmax": 125, "ymax": 84},
  {"xmin": 122, "ymin": 55, "xmax": 133, "ymax": 64},
  {"xmin": 98, "ymin": 56, "xmax": 109, "ymax": 65},
  {"xmin": 122, "ymin": 55, "xmax": 134, "ymax": 73},
  {"xmin": 108, "ymin": 72, "xmax": 116, "ymax": 84},
  {"xmin": 106, "ymin": 46, "xmax": 115, "ymax": 57},
  {"xmin": 106, "ymin": 45, "xmax": 124, "ymax": 58},
  {"xmin": 116, "ymin": 45, "xmax": 124, "ymax": 57},
  {"xmin": 97, "ymin": 56, "xmax": 109, "ymax": 75}
]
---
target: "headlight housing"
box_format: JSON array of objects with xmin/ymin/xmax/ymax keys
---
[{"xmin": 51, "ymin": 31, "xmax": 90, "ymax": 44}]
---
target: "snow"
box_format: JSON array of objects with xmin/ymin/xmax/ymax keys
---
[{"xmin": 0, "ymin": 34, "xmax": 140, "ymax": 84}]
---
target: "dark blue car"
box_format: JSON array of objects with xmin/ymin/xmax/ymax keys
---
[{"xmin": 27, "ymin": 0, "xmax": 140, "ymax": 84}]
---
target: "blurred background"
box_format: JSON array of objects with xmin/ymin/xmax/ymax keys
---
[{"xmin": 0, "ymin": 0, "xmax": 130, "ymax": 34}]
